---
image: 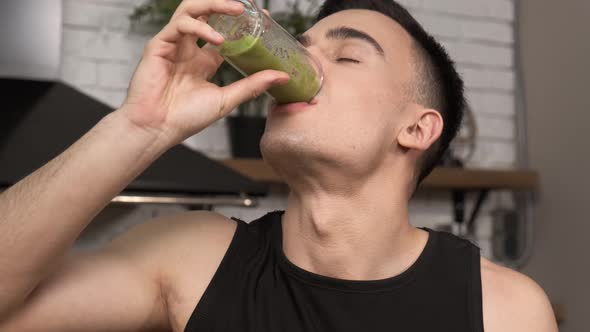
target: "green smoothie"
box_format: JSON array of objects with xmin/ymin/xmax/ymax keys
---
[{"xmin": 219, "ymin": 35, "xmax": 321, "ymax": 104}]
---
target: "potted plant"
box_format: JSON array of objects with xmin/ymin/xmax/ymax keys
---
[{"xmin": 131, "ymin": 0, "xmax": 317, "ymax": 158}]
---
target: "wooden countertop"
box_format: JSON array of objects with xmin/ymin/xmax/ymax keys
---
[{"xmin": 221, "ymin": 159, "xmax": 539, "ymax": 191}]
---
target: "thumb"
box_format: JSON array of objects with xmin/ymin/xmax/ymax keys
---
[{"xmin": 219, "ymin": 70, "xmax": 290, "ymax": 115}]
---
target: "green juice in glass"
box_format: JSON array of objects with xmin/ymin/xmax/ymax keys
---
[{"xmin": 220, "ymin": 35, "xmax": 321, "ymax": 104}]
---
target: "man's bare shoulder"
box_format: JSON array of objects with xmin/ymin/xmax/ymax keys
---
[
  {"xmin": 107, "ymin": 211, "xmax": 238, "ymax": 331},
  {"xmin": 153, "ymin": 211, "xmax": 237, "ymax": 274},
  {"xmin": 104, "ymin": 210, "xmax": 237, "ymax": 294},
  {"xmin": 480, "ymin": 257, "xmax": 558, "ymax": 332},
  {"xmin": 109, "ymin": 210, "xmax": 236, "ymax": 251}
]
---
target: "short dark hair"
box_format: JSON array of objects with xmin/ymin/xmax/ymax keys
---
[{"xmin": 316, "ymin": 0, "xmax": 465, "ymax": 187}]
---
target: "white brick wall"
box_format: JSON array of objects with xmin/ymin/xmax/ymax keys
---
[
  {"xmin": 401, "ymin": 0, "xmax": 515, "ymax": 21},
  {"xmin": 467, "ymin": 90, "xmax": 515, "ymax": 116},
  {"xmin": 97, "ymin": 62, "xmax": 136, "ymax": 88},
  {"xmin": 64, "ymin": 0, "xmax": 519, "ymax": 258},
  {"xmin": 413, "ymin": 11, "xmax": 514, "ymax": 43},
  {"xmin": 61, "ymin": 0, "xmax": 149, "ymax": 108},
  {"xmin": 61, "ymin": 56, "xmax": 98, "ymax": 86}
]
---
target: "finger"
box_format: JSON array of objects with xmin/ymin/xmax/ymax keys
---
[
  {"xmin": 156, "ymin": 15, "xmax": 224, "ymax": 46},
  {"xmin": 174, "ymin": 0, "xmax": 244, "ymax": 20},
  {"xmin": 200, "ymin": 46, "xmax": 225, "ymax": 77},
  {"xmin": 200, "ymin": 42, "xmax": 224, "ymax": 56},
  {"xmin": 219, "ymin": 70, "xmax": 291, "ymax": 115},
  {"xmin": 262, "ymin": 9, "xmax": 270, "ymax": 16}
]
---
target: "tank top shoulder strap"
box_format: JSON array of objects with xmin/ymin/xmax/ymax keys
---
[
  {"xmin": 428, "ymin": 229, "xmax": 484, "ymax": 332},
  {"xmin": 183, "ymin": 211, "xmax": 281, "ymax": 332},
  {"xmin": 468, "ymin": 241, "xmax": 484, "ymax": 332}
]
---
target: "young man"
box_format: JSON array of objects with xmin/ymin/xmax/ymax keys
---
[{"xmin": 0, "ymin": 0, "xmax": 557, "ymax": 331}]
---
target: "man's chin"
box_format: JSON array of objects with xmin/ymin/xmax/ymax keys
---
[
  {"xmin": 261, "ymin": 131, "xmax": 307, "ymax": 160},
  {"xmin": 260, "ymin": 131, "xmax": 322, "ymax": 171}
]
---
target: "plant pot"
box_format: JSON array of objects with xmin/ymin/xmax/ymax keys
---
[{"xmin": 227, "ymin": 116, "xmax": 267, "ymax": 158}]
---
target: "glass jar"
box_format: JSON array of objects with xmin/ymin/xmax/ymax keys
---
[{"xmin": 208, "ymin": 0, "xmax": 323, "ymax": 104}]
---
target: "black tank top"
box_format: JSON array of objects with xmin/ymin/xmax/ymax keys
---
[{"xmin": 184, "ymin": 211, "xmax": 484, "ymax": 332}]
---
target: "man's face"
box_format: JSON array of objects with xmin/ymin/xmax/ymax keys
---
[{"xmin": 261, "ymin": 9, "xmax": 417, "ymax": 175}]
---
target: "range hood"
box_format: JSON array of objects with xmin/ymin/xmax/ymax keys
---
[{"xmin": 0, "ymin": 1, "xmax": 267, "ymax": 206}]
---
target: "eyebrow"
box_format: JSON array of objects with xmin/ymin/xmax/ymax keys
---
[{"xmin": 296, "ymin": 26, "xmax": 385, "ymax": 57}]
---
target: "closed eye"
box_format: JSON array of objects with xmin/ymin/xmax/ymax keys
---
[{"xmin": 337, "ymin": 58, "xmax": 361, "ymax": 64}]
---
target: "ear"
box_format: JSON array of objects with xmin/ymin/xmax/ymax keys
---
[{"xmin": 397, "ymin": 108, "xmax": 444, "ymax": 151}]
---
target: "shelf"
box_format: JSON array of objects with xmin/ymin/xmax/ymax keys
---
[{"xmin": 221, "ymin": 159, "xmax": 539, "ymax": 191}]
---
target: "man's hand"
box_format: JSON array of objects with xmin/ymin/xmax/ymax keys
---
[{"xmin": 121, "ymin": 0, "xmax": 290, "ymax": 146}]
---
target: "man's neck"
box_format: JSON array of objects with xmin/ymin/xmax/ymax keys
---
[{"xmin": 281, "ymin": 174, "xmax": 428, "ymax": 281}]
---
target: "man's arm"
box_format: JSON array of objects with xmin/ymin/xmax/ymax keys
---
[
  {"xmin": 0, "ymin": 210, "xmax": 237, "ymax": 332},
  {"xmin": 0, "ymin": 112, "xmax": 169, "ymax": 317},
  {"xmin": 0, "ymin": 216, "xmax": 169, "ymax": 332},
  {"xmin": 481, "ymin": 258, "xmax": 558, "ymax": 332},
  {"xmin": 0, "ymin": 0, "xmax": 288, "ymax": 326}
]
